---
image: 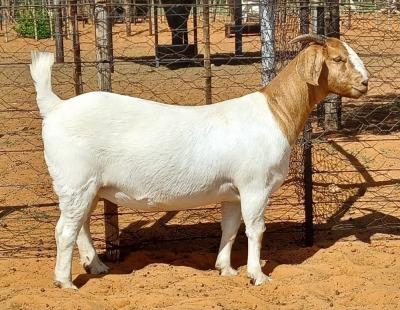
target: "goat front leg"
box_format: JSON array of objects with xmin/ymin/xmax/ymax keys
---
[
  {"xmin": 215, "ymin": 202, "xmax": 241, "ymax": 276},
  {"xmin": 240, "ymin": 189, "xmax": 270, "ymax": 285},
  {"xmin": 77, "ymin": 197, "xmax": 109, "ymax": 275}
]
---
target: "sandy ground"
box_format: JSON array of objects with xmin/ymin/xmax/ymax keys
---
[{"xmin": 1, "ymin": 232, "xmax": 400, "ymax": 310}]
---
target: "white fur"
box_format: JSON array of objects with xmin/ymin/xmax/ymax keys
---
[{"xmin": 342, "ymin": 41, "xmax": 368, "ymax": 81}]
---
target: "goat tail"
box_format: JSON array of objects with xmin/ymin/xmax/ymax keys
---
[{"xmin": 30, "ymin": 51, "xmax": 62, "ymax": 118}]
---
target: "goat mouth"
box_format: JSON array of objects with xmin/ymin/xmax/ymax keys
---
[{"xmin": 352, "ymin": 86, "xmax": 368, "ymax": 95}]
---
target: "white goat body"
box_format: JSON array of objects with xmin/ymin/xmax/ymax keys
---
[
  {"xmin": 42, "ymin": 91, "xmax": 289, "ymax": 211},
  {"xmin": 30, "ymin": 34, "xmax": 368, "ymax": 289}
]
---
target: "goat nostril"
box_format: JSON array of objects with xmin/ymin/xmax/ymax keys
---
[{"xmin": 362, "ymin": 80, "xmax": 369, "ymax": 87}]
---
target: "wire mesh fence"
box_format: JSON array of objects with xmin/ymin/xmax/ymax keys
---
[
  {"xmin": 311, "ymin": 9, "xmax": 400, "ymax": 236},
  {"xmin": 0, "ymin": 0, "xmax": 399, "ymax": 259}
]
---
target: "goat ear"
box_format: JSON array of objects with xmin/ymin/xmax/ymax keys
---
[{"xmin": 296, "ymin": 46, "xmax": 325, "ymax": 86}]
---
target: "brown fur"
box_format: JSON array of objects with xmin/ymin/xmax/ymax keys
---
[
  {"xmin": 260, "ymin": 48, "xmax": 328, "ymax": 145},
  {"xmin": 260, "ymin": 38, "xmax": 367, "ymax": 145}
]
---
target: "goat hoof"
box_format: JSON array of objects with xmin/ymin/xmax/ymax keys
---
[
  {"xmin": 219, "ymin": 266, "xmax": 238, "ymax": 276},
  {"xmin": 54, "ymin": 280, "xmax": 78, "ymax": 290},
  {"xmin": 83, "ymin": 260, "xmax": 109, "ymax": 275},
  {"xmin": 250, "ymin": 273, "xmax": 271, "ymax": 286}
]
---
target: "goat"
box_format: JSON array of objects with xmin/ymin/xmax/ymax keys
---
[{"xmin": 30, "ymin": 34, "xmax": 368, "ymax": 289}]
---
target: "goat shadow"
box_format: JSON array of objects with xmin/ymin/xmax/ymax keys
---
[{"xmin": 73, "ymin": 209, "xmax": 400, "ymax": 288}]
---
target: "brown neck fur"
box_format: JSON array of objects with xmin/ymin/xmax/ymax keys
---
[{"xmin": 259, "ymin": 59, "xmax": 329, "ymax": 145}]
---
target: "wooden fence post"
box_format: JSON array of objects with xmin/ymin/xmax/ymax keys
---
[
  {"xmin": 54, "ymin": 0, "xmax": 64, "ymax": 63},
  {"xmin": 104, "ymin": 200, "xmax": 120, "ymax": 262},
  {"xmin": 71, "ymin": 1, "xmax": 83, "ymax": 96},
  {"xmin": 95, "ymin": 0, "xmax": 112, "ymax": 92},
  {"xmin": 203, "ymin": 0, "xmax": 212, "ymax": 105},
  {"xmin": 95, "ymin": 0, "xmax": 120, "ymax": 262},
  {"xmin": 125, "ymin": 0, "xmax": 131, "ymax": 36}
]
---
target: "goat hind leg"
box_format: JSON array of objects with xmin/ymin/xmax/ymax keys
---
[
  {"xmin": 215, "ymin": 202, "xmax": 241, "ymax": 276},
  {"xmin": 54, "ymin": 188, "xmax": 98, "ymax": 289},
  {"xmin": 77, "ymin": 196, "xmax": 109, "ymax": 275},
  {"xmin": 54, "ymin": 211, "xmax": 82, "ymax": 289}
]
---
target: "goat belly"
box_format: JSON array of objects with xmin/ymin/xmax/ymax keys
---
[{"xmin": 97, "ymin": 182, "xmax": 240, "ymax": 211}]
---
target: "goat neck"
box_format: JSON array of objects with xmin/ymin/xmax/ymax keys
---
[{"xmin": 259, "ymin": 59, "xmax": 328, "ymax": 146}]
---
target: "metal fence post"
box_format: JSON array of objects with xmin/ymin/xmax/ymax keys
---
[
  {"xmin": 300, "ymin": 0, "xmax": 314, "ymax": 246},
  {"xmin": 316, "ymin": 0, "xmax": 342, "ymax": 131},
  {"xmin": 315, "ymin": 2, "xmax": 325, "ymax": 127},
  {"xmin": 324, "ymin": 0, "xmax": 342, "ymax": 131},
  {"xmin": 303, "ymin": 119, "xmax": 314, "ymax": 246},
  {"xmin": 95, "ymin": 0, "xmax": 120, "ymax": 262},
  {"xmin": 260, "ymin": 0, "xmax": 276, "ymax": 86},
  {"xmin": 234, "ymin": 0, "xmax": 243, "ymax": 56}
]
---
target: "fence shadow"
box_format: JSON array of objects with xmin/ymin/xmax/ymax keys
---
[
  {"xmin": 341, "ymin": 94, "xmax": 400, "ymax": 134},
  {"xmin": 114, "ymin": 50, "xmax": 297, "ymax": 69}
]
